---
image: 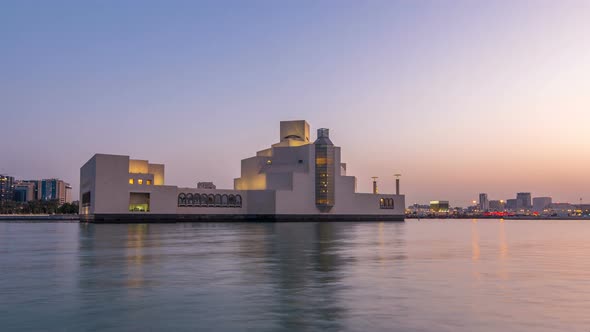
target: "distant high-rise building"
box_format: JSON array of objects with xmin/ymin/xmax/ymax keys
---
[
  {"xmin": 479, "ymin": 193, "xmax": 489, "ymax": 211},
  {"xmin": 506, "ymin": 199, "xmax": 518, "ymax": 211},
  {"xmin": 13, "ymin": 181, "xmax": 35, "ymax": 202},
  {"xmin": 19, "ymin": 179, "xmax": 70, "ymax": 204},
  {"xmin": 0, "ymin": 175, "xmax": 15, "ymax": 202},
  {"xmin": 489, "ymin": 200, "xmax": 506, "ymax": 211},
  {"xmin": 516, "ymin": 192, "xmax": 532, "ymax": 210},
  {"xmin": 197, "ymin": 182, "xmax": 216, "ymax": 189},
  {"xmin": 42, "ymin": 179, "xmax": 60, "ymax": 201},
  {"xmin": 533, "ymin": 197, "xmax": 552, "ymax": 212},
  {"xmin": 65, "ymin": 184, "xmax": 72, "ymax": 203},
  {"xmin": 22, "ymin": 180, "xmax": 42, "ymax": 200}
]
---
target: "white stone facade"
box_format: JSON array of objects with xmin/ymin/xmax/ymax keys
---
[{"xmin": 80, "ymin": 121, "xmax": 405, "ymax": 222}]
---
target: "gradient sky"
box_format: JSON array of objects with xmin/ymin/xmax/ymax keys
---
[{"xmin": 1, "ymin": 0, "xmax": 589, "ymax": 206}]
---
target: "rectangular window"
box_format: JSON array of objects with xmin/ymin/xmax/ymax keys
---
[
  {"xmin": 129, "ymin": 178, "xmax": 134, "ymax": 184},
  {"xmin": 138, "ymin": 179, "xmax": 143, "ymax": 185},
  {"xmin": 315, "ymin": 157, "xmax": 327, "ymax": 165},
  {"xmin": 129, "ymin": 192, "xmax": 150, "ymax": 212},
  {"xmin": 146, "ymin": 180, "xmax": 152, "ymax": 185}
]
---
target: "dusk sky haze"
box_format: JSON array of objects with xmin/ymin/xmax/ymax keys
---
[{"xmin": 1, "ymin": 0, "xmax": 589, "ymax": 206}]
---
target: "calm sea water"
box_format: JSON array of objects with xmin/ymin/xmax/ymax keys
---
[{"xmin": 1, "ymin": 219, "xmax": 589, "ymax": 332}]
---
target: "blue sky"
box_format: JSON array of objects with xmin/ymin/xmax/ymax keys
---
[{"xmin": 1, "ymin": 0, "xmax": 589, "ymax": 205}]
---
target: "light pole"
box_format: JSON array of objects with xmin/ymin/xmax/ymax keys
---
[{"xmin": 371, "ymin": 177, "xmax": 378, "ymax": 194}]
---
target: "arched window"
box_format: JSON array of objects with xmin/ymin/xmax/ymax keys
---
[
  {"xmin": 215, "ymin": 194, "xmax": 222, "ymax": 207},
  {"xmin": 236, "ymin": 194, "xmax": 242, "ymax": 208},
  {"xmin": 208, "ymin": 194, "xmax": 215, "ymax": 205},
  {"xmin": 228, "ymin": 195, "xmax": 236, "ymax": 207},
  {"xmin": 379, "ymin": 197, "xmax": 395, "ymax": 209},
  {"xmin": 186, "ymin": 193, "xmax": 194, "ymax": 206},
  {"xmin": 178, "ymin": 193, "xmax": 186, "ymax": 207},
  {"xmin": 194, "ymin": 194, "xmax": 201, "ymax": 207},
  {"xmin": 221, "ymin": 194, "xmax": 228, "ymax": 207}
]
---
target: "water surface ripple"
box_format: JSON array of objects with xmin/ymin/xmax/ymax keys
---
[{"xmin": 1, "ymin": 220, "xmax": 589, "ymax": 331}]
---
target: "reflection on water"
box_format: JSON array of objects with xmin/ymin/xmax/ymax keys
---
[
  {"xmin": 472, "ymin": 220, "xmax": 480, "ymax": 261},
  {"xmin": 1, "ymin": 220, "xmax": 590, "ymax": 331}
]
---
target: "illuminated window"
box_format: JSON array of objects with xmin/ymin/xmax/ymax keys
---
[
  {"xmin": 315, "ymin": 157, "xmax": 327, "ymax": 165},
  {"xmin": 129, "ymin": 192, "xmax": 150, "ymax": 212},
  {"xmin": 138, "ymin": 179, "xmax": 143, "ymax": 185},
  {"xmin": 129, "ymin": 179, "xmax": 134, "ymax": 184},
  {"xmin": 146, "ymin": 180, "xmax": 152, "ymax": 185},
  {"xmin": 315, "ymin": 137, "xmax": 334, "ymax": 212}
]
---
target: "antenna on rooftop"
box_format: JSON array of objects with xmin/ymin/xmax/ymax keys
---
[{"xmin": 371, "ymin": 176, "xmax": 378, "ymax": 194}]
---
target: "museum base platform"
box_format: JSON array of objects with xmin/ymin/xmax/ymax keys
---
[{"xmin": 80, "ymin": 214, "xmax": 405, "ymax": 223}]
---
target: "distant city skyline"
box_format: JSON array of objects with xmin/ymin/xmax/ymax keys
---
[{"xmin": 2, "ymin": 1, "xmax": 589, "ymax": 206}]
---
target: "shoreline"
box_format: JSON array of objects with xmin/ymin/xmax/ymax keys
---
[
  {"xmin": 2, "ymin": 214, "xmax": 588, "ymax": 222},
  {"xmin": 0, "ymin": 215, "xmax": 80, "ymax": 221},
  {"xmin": 406, "ymin": 215, "xmax": 590, "ymax": 221}
]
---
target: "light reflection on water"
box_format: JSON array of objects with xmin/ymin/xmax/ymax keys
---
[{"xmin": 1, "ymin": 220, "xmax": 590, "ymax": 331}]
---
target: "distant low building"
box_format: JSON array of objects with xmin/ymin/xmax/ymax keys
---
[
  {"xmin": 576, "ymin": 204, "xmax": 590, "ymax": 216},
  {"xmin": 430, "ymin": 201, "xmax": 449, "ymax": 213},
  {"xmin": 533, "ymin": 197, "xmax": 552, "ymax": 213},
  {"xmin": 489, "ymin": 200, "xmax": 505, "ymax": 211},
  {"xmin": 450, "ymin": 206, "xmax": 465, "ymax": 215},
  {"xmin": 548, "ymin": 203, "xmax": 576, "ymax": 217},
  {"xmin": 506, "ymin": 199, "xmax": 517, "ymax": 211},
  {"xmin": 197, "ymin": 182, "xmax": 216, "ymax": 190},
  {"xmin": 407, "ymin": 204, "xmax": 430, "ymax": 216}
]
